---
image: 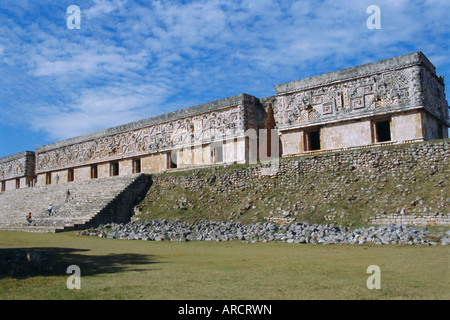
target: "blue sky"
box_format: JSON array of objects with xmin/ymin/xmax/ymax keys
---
[{"xmin": 0, "ymin": 0, "xmax": 449, "ymax": 158}]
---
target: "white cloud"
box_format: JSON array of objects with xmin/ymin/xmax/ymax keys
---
[
  {"xmin": 83, "ymin": 0, "xmax": 126, "ymax": 19},
  {"xmin": 1, "ymin": 0, "xmax": 449, "ymax": 151},
  {"xmin": 29, "ymin": 82, "xmax": 171, "ymax": 141}
]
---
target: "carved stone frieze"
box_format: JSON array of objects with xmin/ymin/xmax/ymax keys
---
[
  {"xmin": 0, "ymin": 152, "xmax": 35, "ymax": 180},
  {"xmin": 276, "ymin": 66, "xmax": 421, "ymax": 128},
  {"xmin": 36, "ymin": 105, "xmax": 247, "ymax": 172},
  {"xmin": 421, "ymin": 68, "xmax": 449, "ymax": 121}
]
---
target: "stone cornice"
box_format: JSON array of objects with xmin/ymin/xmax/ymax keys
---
[
  {"xmin": 36, "ymin": 94, "xmax": 257, "ymax": 153},
  {"xmin": 274, "ymin": 52, "xmax": 436, "ymax": 95}
]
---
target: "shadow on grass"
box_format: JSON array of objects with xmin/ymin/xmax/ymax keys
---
[{"xmin": 0, "ymin": 247, "xmax": 158, "ymax": 279}]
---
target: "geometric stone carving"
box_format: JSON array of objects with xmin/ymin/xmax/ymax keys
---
[
  {"xmin": 36, "ymin": 103, "xmax": 251, "ymax": 172},
  {"xmin": 275, "ymin": 66, "xmax": 420, "ymax": 129},
  {"xmin": 0, "ymin": 151, "xmax": 35, "ymax": 180}
]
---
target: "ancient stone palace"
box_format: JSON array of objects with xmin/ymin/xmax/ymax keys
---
[{"xmin": 1, "ymin": 52, "xmax": 449, "ymax": 192}]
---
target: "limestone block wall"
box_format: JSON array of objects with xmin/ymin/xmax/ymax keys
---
[
  {"xmin": 142, "ymin": 153, "xmax": 168, "ymax": 172},
  {"xmin": 150, "ymin": 139, "xmax": 449, "ymax": 226},
  {"xmin": 420, "ymin": 59, "xmax": 449, "ymax": 122},
  {"xmin": 74, "ymin": 166, "xmax": 91, "ymax": 181},
  {"xmin": 98, "ymin": 163, "xmax": 110, "ymax": 179},
  {"xmin": 321, "ymin": 120, "xmax": 372, "ymax": 150},
  {"xmin": 177, "ymin": 145, "xmax": 212, "ymax": 168},
  {"xmin": 368, "ymin": 214, "xmax": 450, "ymax": 226},
  {"xmin": 0, "ymin": 151, "xmax": 36, "ymax": 191},
  {"xmin": 223, "ymin": 138, "xmax": 247, "ymax": 164},
  {"xmin": 391, "ymin": 111, "xmax": 424, "ymax": 142},
  {"xmin": 52, "ymin": 169, "xmax": 69, "ymax": 184},
  {"xmin": 280, "ymin": 110, "xmax": 428, "ymax": 156},
  {"xmin": 119, "ymin": 159, "xmax": 134, "ymax": 176},
  {"xmin": 280, "ymin": 131, "xmax": 303, "ymax": 156},
  {"xmin": 421, "ymin": 111, "xmax": 449, "ymax": 140}
]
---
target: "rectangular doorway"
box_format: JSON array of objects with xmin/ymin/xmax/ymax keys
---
[
  {"xmin": 133, "ymin": 158, "xmax": 141, "ymax": 174},
  {"xmin": 68, "ymin": 169, "xmax": 74, "ymax": 182},
  {"xmin": 304, "ymin": 129, "xmax": 321, "ymax": 151},
  {"xmin": 91, "ymin": 165, "xmax": 98, "ymax": 179},
  {"xmin": 46, "ymin": 173, "xmax": 52, "ymax": 185},
  {"xmin": 374, "ymin": 120, "xmax": 391, "ymax": 142},
  {"xmin": 111, "ymin": 162, "xmax": 120, "ymax": 176}
]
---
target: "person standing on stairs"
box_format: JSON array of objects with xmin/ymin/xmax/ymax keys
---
[{"xmin": 48, "ymin": 204, "xmax": 53, "ymax": 216}]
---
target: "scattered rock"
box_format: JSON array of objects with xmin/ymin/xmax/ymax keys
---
[{"xmin": 77, "ymin": 220, "xmax": 442, "ymax": 245}]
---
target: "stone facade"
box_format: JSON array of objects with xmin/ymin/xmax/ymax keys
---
[
  {"xmin": 32, "ymin": 93, "xmax": 261, "ymax": 187},
  {"xmin": 270, "ymin": 52, "xmax": 449, "ymax": 156},
  {"xmin": 0, "ymin": 151, "xmax": 35, "ymax": 191},
  {"xmin": 0, "ymin": 52, "xmax": 448, "ymax": 191}
]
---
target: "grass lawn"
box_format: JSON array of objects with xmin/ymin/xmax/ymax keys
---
[{"xmin": 0, "ymin": 230, "xmax": 448, "ymax": 300}]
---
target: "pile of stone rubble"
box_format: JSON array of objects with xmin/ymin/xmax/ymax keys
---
[{"xmin": 77, "ymin": 219, "xmax": 450, "ymax": 245}]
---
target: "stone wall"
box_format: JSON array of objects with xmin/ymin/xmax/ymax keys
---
[
  {"xmin": 369, "ymin": 214, "xmax": 450, "ymax": 226},
  {"xmin": 0, "ymin": 151, "xmax": 35, "ymax": 181},
  {"xmin": 34, "ymin": 94, "xmax": 260, "ymax": 176},
  {"xmin": 272, "ymin": 52, "xmax": 449, "ymax": 156},
  {"xmin": 0, "ymin": 151, "xmax": 36, "ymax": 191},
  {"xmin": 147, "ymin": 139, "xmax": 449, "ymax": 226}
]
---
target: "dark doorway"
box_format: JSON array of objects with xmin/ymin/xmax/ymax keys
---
[
  {"xmin": 111, "ymin": 162, "xmax": 119, "ymax": 176},
  {"xmin": 133, "ymin": 159, "xmax": 141, "ymax": 174},
  {"xmin": 46, "ymin": 173, "xmax": 52, "ymax": 185},
  {"xmin": 304, "ymin": 129, "xmax": 321, "ymax": 151},
  {"xmin": 91, "ymin": 165, "xmax": 98, "ymax": 179},
  {"xmin": 310, "ymin": 131, "xmax": 321, "ymax": 151},
  {"xmin": 68, "ymin": 169, "xmax": 74, "ymax": 182},
  {"xmin": 375, "ymin": 120, "xmax": 391, "ymax": 142}
]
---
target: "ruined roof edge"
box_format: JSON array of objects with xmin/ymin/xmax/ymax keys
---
[
  {"xmin": 35, "ymin": 93, "xmax": 256, "ymax": 153},
  {"xmin": 274, "ymin": 52, "xmax": 434, "ymax": 95},
  {"xmin": 0, "ymin": 151, "xmax": 35, "ymax": 164}
]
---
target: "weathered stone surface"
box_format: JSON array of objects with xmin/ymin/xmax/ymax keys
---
[
  {"xmin": 78, "ymin": 219, "xmax": 444, "ymax": 245},
  {"xmin": 0, "ymin": 174, "xmax": 151, "ymax": 233},
  {"xmin": 0, "ymin": 152, "xmax": 35, "ymax": 179}
]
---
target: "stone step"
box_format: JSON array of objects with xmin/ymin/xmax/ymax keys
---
[{"xmin": 0, "ymin": 174, "xmax": 151, "ymax": 233}]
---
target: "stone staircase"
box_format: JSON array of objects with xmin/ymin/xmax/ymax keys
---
[{"xmin": 0, "ymin": 174, "xmax": 151, "ymax": 233}]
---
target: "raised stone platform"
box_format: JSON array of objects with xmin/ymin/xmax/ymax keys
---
[{"xmin": 0, "ymin": 174, "xmax": 151, "ymax": 233}]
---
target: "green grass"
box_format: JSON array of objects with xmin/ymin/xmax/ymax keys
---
[{"xmin": 0, "ymin": 231, "xmax": 448, "ymax": 300}]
